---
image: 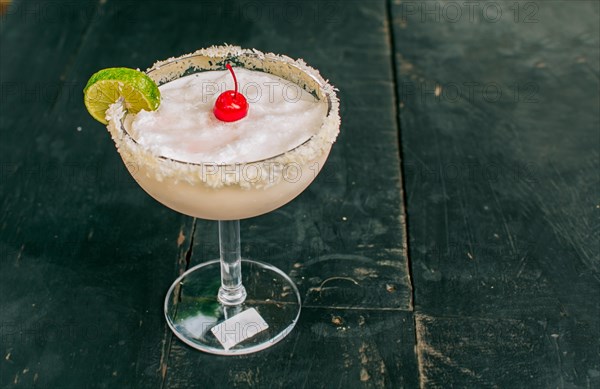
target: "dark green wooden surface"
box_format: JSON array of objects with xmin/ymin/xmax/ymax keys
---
[
  {"xmin": 1, "ymin": 2, "xmax": 197, "ymax": 387},
  {"xmin": 391, "ymin": 0, "xmax": 599, "ymax": 387},
  {"xmin": 0, "ymin": 0, "xmax": 598, "ymax": 388},
  {"xmin": 166, "ymin": 0, "xmax": 414, "ymax": 386}
]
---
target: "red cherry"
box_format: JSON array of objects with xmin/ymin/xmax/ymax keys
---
[{"xmin": 213, "ymin": 64, "xmax": 249, "ymax": 122}]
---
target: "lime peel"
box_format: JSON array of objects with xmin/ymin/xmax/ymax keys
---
[{"xmin": 83, "ymin": 67, "xmax": 160, "ymax": 124}]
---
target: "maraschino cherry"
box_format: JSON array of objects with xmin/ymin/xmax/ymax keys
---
[{"xmin": 213, "ymin": 63, "xmax": 249, "ymax": 122}]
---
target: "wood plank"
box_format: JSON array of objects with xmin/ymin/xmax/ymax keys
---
[
  {"xmin": 415, "ymin": 314, "xmax": 566, "ymax": 387},
  {"xmin": 165, "ymin": 0, "xmax": 415, "ymax": 386},
  {"xmin": 0, "ymin": 1, "xmax": 196, "ymax": 387},
  {"xmin": 166, "ymin": 309, "xmax": 418, "ymax": 389},
  {"xmin": 391, "ymin": 0, "xmax": 599, "ymax": 387}
]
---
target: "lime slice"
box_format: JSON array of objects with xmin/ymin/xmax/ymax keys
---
[{"xmin": 83, "ymin": 67, "xmax": 161, "ymax": 124}]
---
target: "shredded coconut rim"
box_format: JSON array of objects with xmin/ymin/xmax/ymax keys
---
[{"xmin": 106, "ymin": 45, "xmax": 341, "ymax": 189}]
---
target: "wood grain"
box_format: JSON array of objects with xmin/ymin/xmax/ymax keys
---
[
  {"xmin": 1, "ymin": 0, "xmax": 414, "ymax": 388},
  {"xmin": 0, "ymin": 1, "xmax": 195, "ymax": 387},
  {"xmin": 4, "ymin": 0, "xmax": 596, "ymax": 387},
  {"xmin": 391, "ymin": 0, "xmax": 600, "ymax": 387},
  {"xmin": 166, "ymin": 309, "xmax": 418, "ymax": 389},
  {"xmin": 415, "ymin": 313, "xmax": 560, "ymax": 387},
  {"xmin": 165, "ymin": 0, "xmax": 415, "ymax": 386}
]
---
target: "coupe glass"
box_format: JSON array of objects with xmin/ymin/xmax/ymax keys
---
[{"xmin": 105, "ymin": 47, "xmax": 340, "ymax": 355}]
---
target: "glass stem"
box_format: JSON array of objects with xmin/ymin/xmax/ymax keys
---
[{"xmin": 217, "ymin": 220, "xmax": 247, "ymax": 306}]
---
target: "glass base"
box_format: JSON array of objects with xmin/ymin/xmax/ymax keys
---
[{"xmin": 164, "ymin": 259, "xmax": 301, "ymax": 355}]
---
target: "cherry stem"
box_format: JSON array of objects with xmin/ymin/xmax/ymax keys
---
[{"xmin": 226, "ymin": 63, "xmax": 238, "ymax": 96}]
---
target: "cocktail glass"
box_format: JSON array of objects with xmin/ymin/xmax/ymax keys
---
[{"xmin": 105, "ymin": 46, "xmax": 340, "ymax": 355}]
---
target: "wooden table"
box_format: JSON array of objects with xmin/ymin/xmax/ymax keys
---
[{"xmin": 1, "ymin": 1, "xmax": 598, "ymax": 387}]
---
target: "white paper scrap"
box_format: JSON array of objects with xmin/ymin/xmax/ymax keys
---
[{"xmin": 210, "ymin": 308, "xmax": 269, "ymax": 350}]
